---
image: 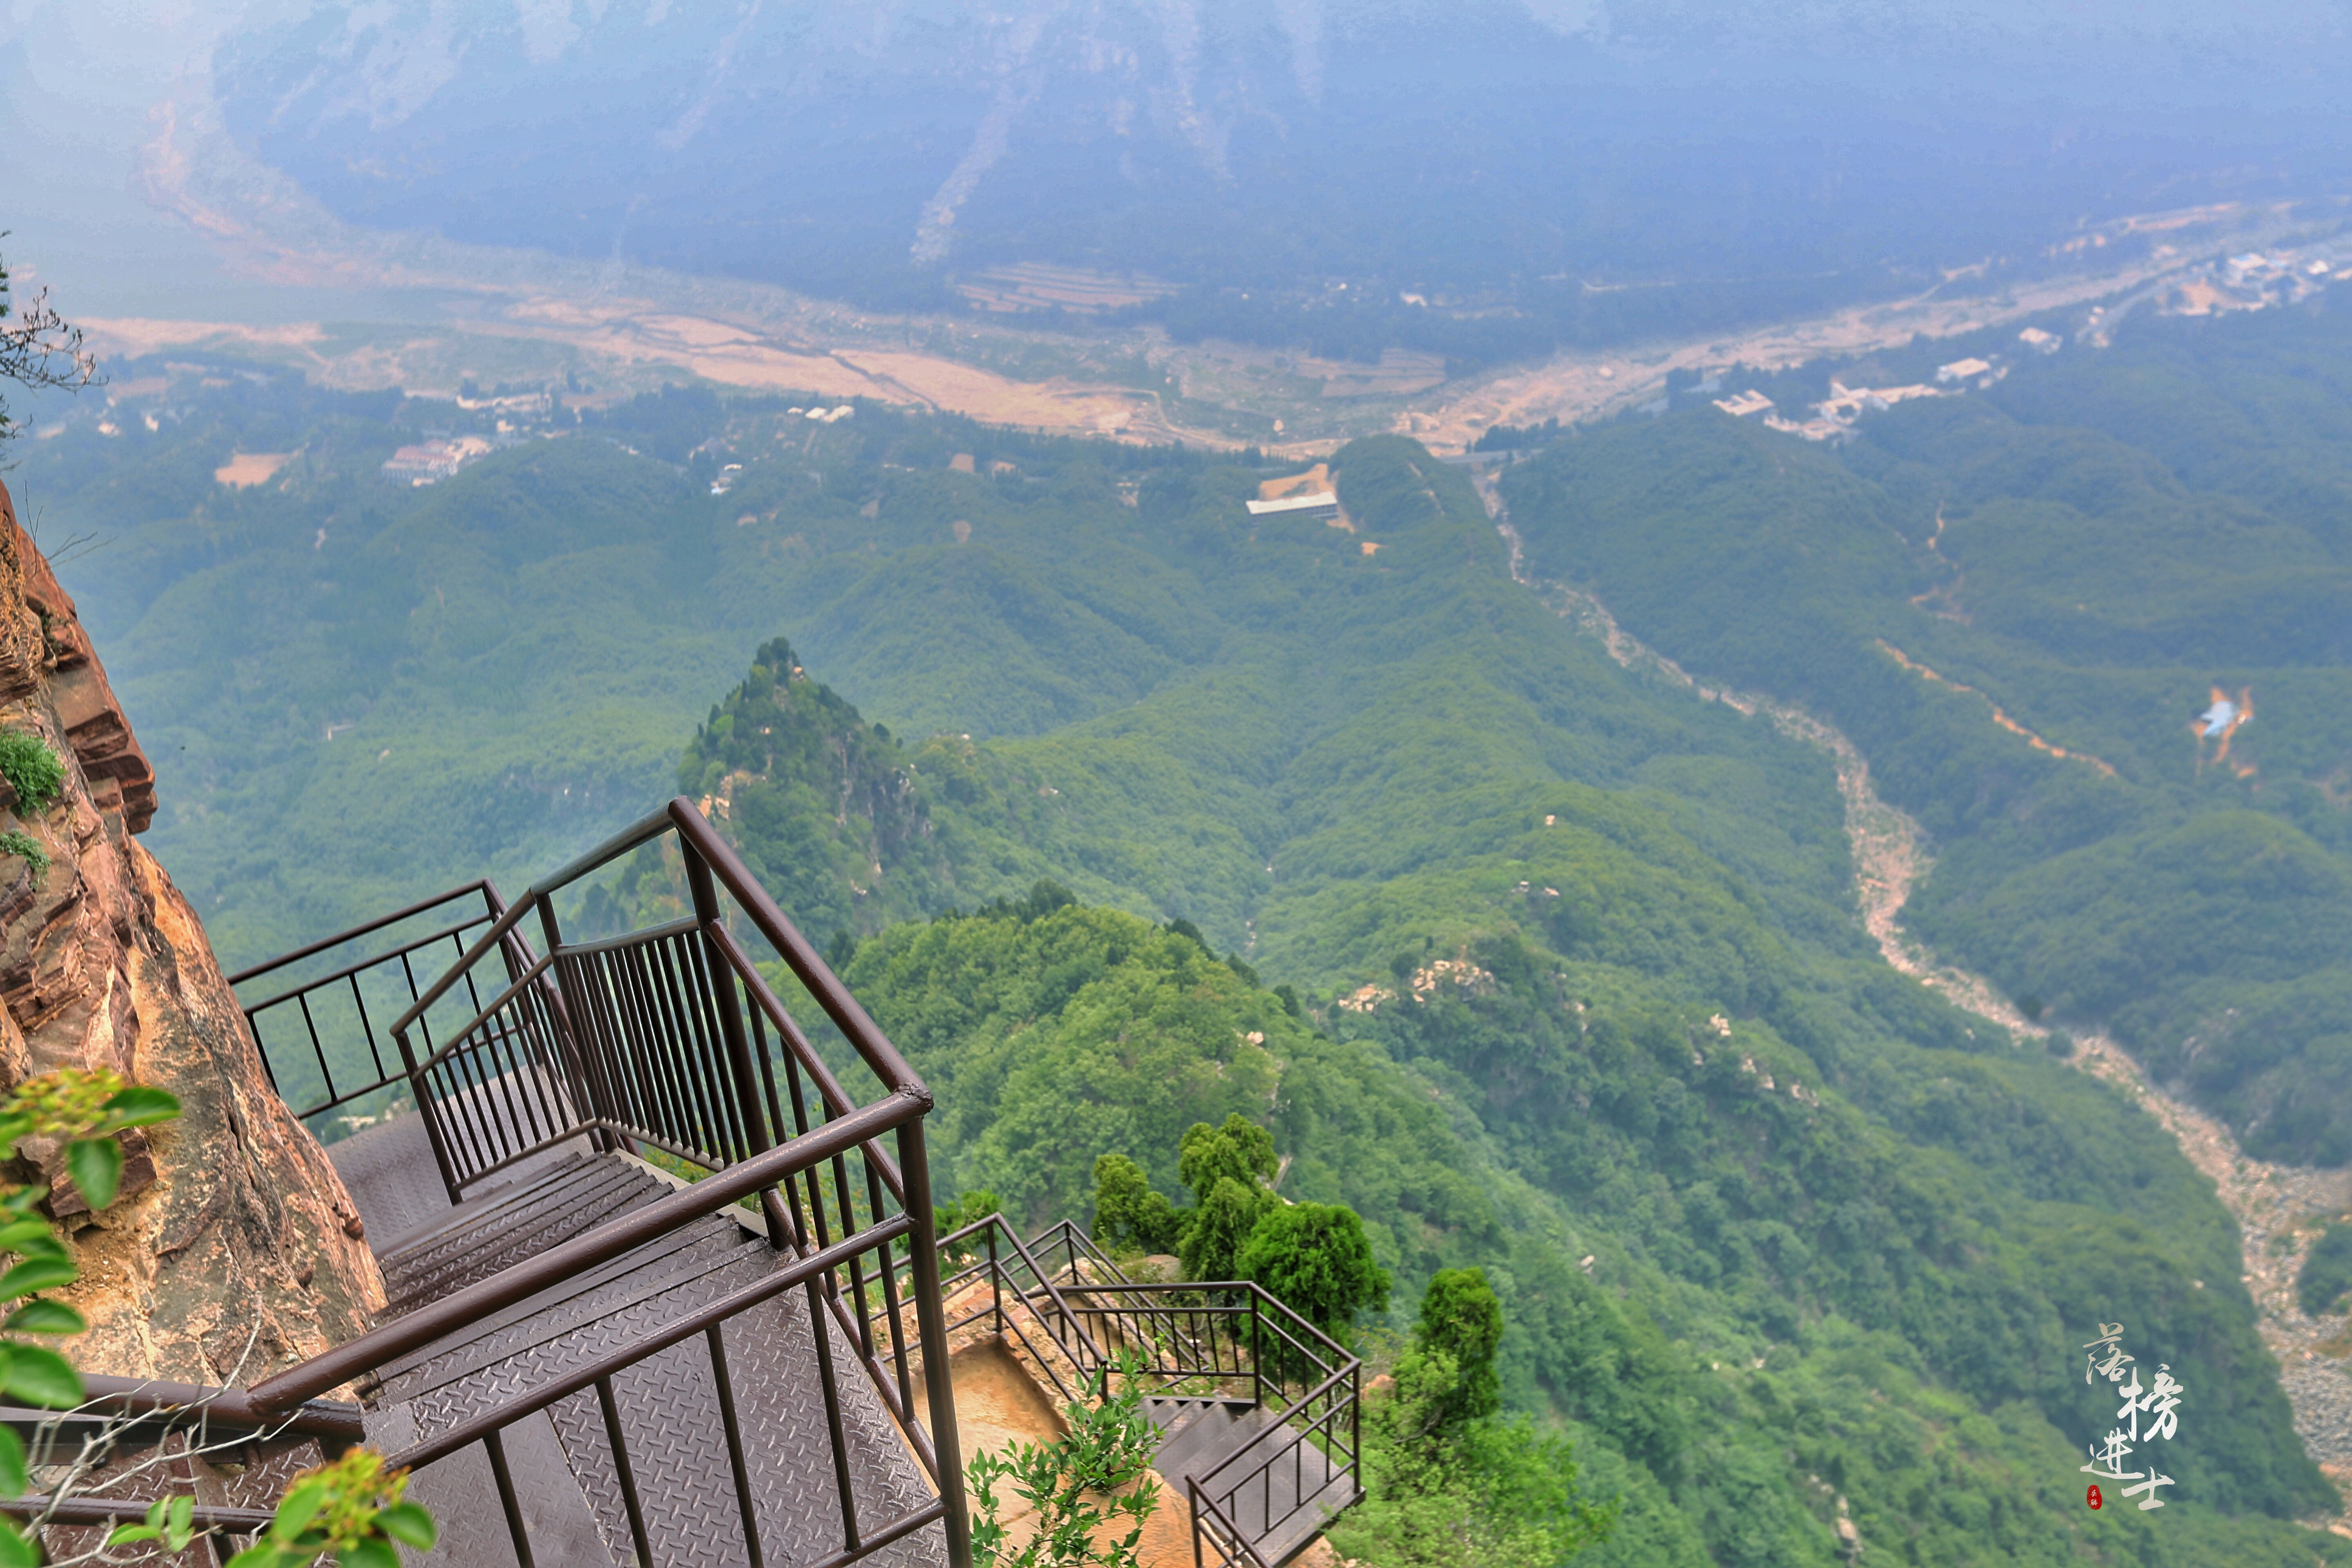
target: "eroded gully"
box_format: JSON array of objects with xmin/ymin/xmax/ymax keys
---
[{"xmin": 1477, "ymin": 473, "xmax": 2352, "ymax": 1512}]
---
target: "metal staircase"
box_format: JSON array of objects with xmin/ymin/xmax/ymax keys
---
[
  {"xmin": 916, "ymin": 1219, "xmax": 1364, "ymax": 1567},
  {"xmin": 4, "ymin": 797, "xmax": 1361, "ymax": 1566},
  {"xmin": 157, "ymin": 799, "xmax": 968, "ymax": 1566}
]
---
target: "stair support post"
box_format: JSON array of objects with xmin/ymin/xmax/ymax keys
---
[
  {"xmin": 528, "ymin": 893, "xmax": 610, "ymax": 1158},
  {"xmin": 897, "ymin": 1120, "xmax": 973, "ymax": 1568}
]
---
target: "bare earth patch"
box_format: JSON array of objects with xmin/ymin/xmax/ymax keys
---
[{"xmin": 212, "ymin": 451, "xmax": 292, "ymax": 488}]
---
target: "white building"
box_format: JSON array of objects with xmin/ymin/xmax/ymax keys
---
[{"xmin": 1245, "ymin": 491, "xmax": 1342, "ymax": 520}]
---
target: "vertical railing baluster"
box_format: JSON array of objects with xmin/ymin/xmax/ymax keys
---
[
  {"xmin": 747, "ymin": 1000, "xmax": 788, "ymax": 1147},
  {"xmin": 666, "ymin": 935, "xmax": 732, "ymax": 1160},
  {"xmin": 835, "ymin": 1148, "xmax": 877, "ymax": 1358},
  {"xmin": 296, "ymin": 992, "xmax": 335, "ymax": 1111},
  {"xmin": 570, "ymin": 949, "xmax": 631, "ymax": 1145},
  {"xmin": 744, "ymin": 1004, "xmax": 796, "ymax": 1243},
  {"xmin": 643, "ymin": 937, "xmax": 699, "ymax": 1152},
  {"xmin": 596, "ymin": 1377, "xmax": 655, "ymax": 1568},
  {"xmin": 989, "ymin": 1223, "xmax": 1002, "ymax": 1336},
  {"xmin": 706, "ymin": 1325, "xmax": 765, "ymax": 1568},
  {"xmin": 634, "ymin": 942, "xmax": 693, "ymax": 1152},
  {"xmin": 483, "ymin": 1430, "xmax": 536, "ymax": 1568},
  {"xmin": 666, "ymin": 934, "xmax": 722, "ymax": 1160},
  {"xmin": 618, "ymin": 944, "xmax": 675, "ymax": 1145},
  {"xmin": 806, "ymin": 1272, "xmax": 862, "ymax": 1558},
  {"xmin": 677, "ymin": 935, "xmax": 743, "ymax": 1160},
  {"xmin": 348, "ymin": 972, "xmax": 385, "ymax": 1085},
  {"xmin": 657, "ymin": 934, "xmax": 719, "ymax": 1159},
  {"xmin": 836, "ymin": 1148, "xmax": 877, "ymax": 1356},
  {"xmin": 788, "ymin": 1055, "xmax": 830, "ymax": 1257},
  {"xmin": 865, "ymin": 1158, "xmax": 913, "ymax": 1416},
  {"xmin": 1252, "ymin": 1294, "xmax": 1265, "ymax": 1413},
  {"xmin": 897, "ymin": 1119, "xmax": 971, "ymax": 1568},
  {"xmin": 599, "ymin": 947, "xmax": 646, "ymax": 1140},
  {"xmin": 247, "ymin": 1007, "xmax": 282, "ymax": 1095},
  {"xmin": 486, "ymin": 998, "xmax": 541, "ymax": 1167}
]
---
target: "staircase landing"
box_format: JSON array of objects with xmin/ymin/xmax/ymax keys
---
[
  {"xmin": 331, "ymin": 1129, "xmax": 940, "ymax": 1567},
  {"xmin": 1146, "ymin": 1397, "xmax": 1352, "ymax": 1568}
]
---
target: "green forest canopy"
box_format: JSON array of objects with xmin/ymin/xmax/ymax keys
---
[
  {"xmin": 31, "ymin": 338, "xmax": 2352, "ymax": 1562},
  {"xmin": 1501, "ymin": 297, "xmax": 2352, "ymax": 1165}
]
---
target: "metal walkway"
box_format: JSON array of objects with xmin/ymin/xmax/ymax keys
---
[
  {"xmin": 1146, "ymin": 1398, "xmax": 1352, "ymax": 1568},
  {"xmin": 918, "ymin": 1219, "xmax": 1365, "ymax": 1568},
  {"xmin": 9, "ymin": 797, "xmax": 1360, "ymax": 1568},
  {"xmin": 342, "ymin": 1143, "xmax": 937, "ymax": 1567},
  {"xmin": 147, "ymin": 800, "xmax": 973, "ymax": 1566}
]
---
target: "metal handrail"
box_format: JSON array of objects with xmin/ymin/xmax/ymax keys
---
[
  {"xmin": 249, "ymin": 1088, "xmax": 924, "ymax": 1410},
  {"xmin": 1187, "ymin": 1485, "xmax": 1276, "ymax": 1568},
  {"xmin": 229, "ymin": 881, "xmax": 517, "ymax": 1126},
  {"xmin": 263, "ymin": 799, "xmax": 967, "ymax": 1567},
  {"xmin": 224, "ymin": 882, "xmax": 505, "ymax": 987},
  {"xmin": 1189, "ymin": 1359, "xmax": 1362, "ymax": 1499}
]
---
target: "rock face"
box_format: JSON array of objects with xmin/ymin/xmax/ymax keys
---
[{"xmin": 0, "ymin": 479, "xmax": 382, "ymax": 1387}]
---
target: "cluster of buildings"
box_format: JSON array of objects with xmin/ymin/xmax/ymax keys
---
[
  {"xmin": 380, "ymin": 434, "xmax": 497, "ymax": 486},
  {"xmin": 2161, "ymin": 246, "xmax": 2349, "ymax": 318},
  {"xmin": 1707, "ymin": 327, "xmax": 2067, "ymax": 443},
  {"xmin": 1699, "ymin": 241, "xmax": 2352, "ymax": 444}
]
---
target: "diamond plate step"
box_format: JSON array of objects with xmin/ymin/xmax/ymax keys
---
[
  {"xmin": 364, "ymin": 1151, "xmax": 941, "ymax": 1567},
  {"xmin": 1147, "ymin": 1396, "xmax": 1350, "ymax": 1567}
]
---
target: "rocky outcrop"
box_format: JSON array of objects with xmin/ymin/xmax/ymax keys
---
[{"xmin": 0, "ymin": 479, "xmax": 381, "ymax": 1387}]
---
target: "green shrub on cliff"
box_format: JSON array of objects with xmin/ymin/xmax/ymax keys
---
[
  {"xmin": 0, "ymin": 830, "xmax": 46, "ymax": 884},
  {"xmin": 0, "ymin": 731, "xmax": 64, "ymax": 816}
]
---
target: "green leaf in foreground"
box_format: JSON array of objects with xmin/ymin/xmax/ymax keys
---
[
  {"xmin": 374, "ymin": 1502, "xmax": 437, "ymax": 1549},
  {"xmin": 64, "ymin": 1137, "xmax": 122, "ymax": 1211},
  {"xmin": 3, "ymin": 1299, "xmax": 85, "ymax": 1335},
  {"xmin": 0, "ymin": 1257, "xmax": 76, "ymax": 1301},
  {"xmin": 2, "ymin": 1343, "xmax": 82, "ymax": 1408},
  {"xmin": 98, "ymin": 1086, "xmax": 180, "ymax": 1131}
]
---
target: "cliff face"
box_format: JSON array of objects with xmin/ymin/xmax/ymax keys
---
[{"xmin": 0, "ymin": 479, "xmax": 381, "ymax": 1386}]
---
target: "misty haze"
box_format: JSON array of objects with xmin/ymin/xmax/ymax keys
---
[{"xmin": 2, "ymin": 2, "xmax": 2352, "ymax": 1564}]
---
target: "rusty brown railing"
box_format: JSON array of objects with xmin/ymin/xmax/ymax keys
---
[
  {"xmin": 879, "ymin": 1214, "xmax": 1362, "ymax": 1566},
  {"xmin": 226, "ymin": 881, "xmax": 521, "ymax": 1134},
  {"xmin": 190, "ymin": 800, "xmax": 972, "ymax": 1568}
]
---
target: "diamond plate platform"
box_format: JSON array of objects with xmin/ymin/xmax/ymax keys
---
[{"xmin": 359, "ymin": 1145, "xmax": 939, "ymax": 1567}]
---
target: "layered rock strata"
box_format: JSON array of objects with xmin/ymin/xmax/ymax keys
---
[{"xmin": 0, "ymin": 478, "xmax": 382, "ymax": 1386}]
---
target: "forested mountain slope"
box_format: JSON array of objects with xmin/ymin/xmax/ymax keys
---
[
  {"xmin": 1501, "ymin": 301, "xmax": 2352, "ymax": 1166},
  {"xmin": 590, "ymin": 434, "xmax": 2337, "ymax": 1561},
  {"xmin": 34, "ymin": 359, "xmax": 2350, "ymax": 1560}
]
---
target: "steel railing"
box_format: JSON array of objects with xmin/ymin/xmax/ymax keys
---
[
  {"xmin": 868, "ymin": 1214, "xmax": 1361, "ymax": 1568},
  {"xmin": 198, "ymin": 795, "xmax": 1359, "ymax": 1568},
  {"xmin": 178, "ymin": 799, "xmax": 972, "ymax": 1568},
  {"xmin": 226, "ymin": 882, "xmax": 523, "ymax": 1136}
]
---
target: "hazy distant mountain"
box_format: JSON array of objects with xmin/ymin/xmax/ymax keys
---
[{"xmin": 214, "ymin": 0, "xmax": 2352, "ymax": 360}]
